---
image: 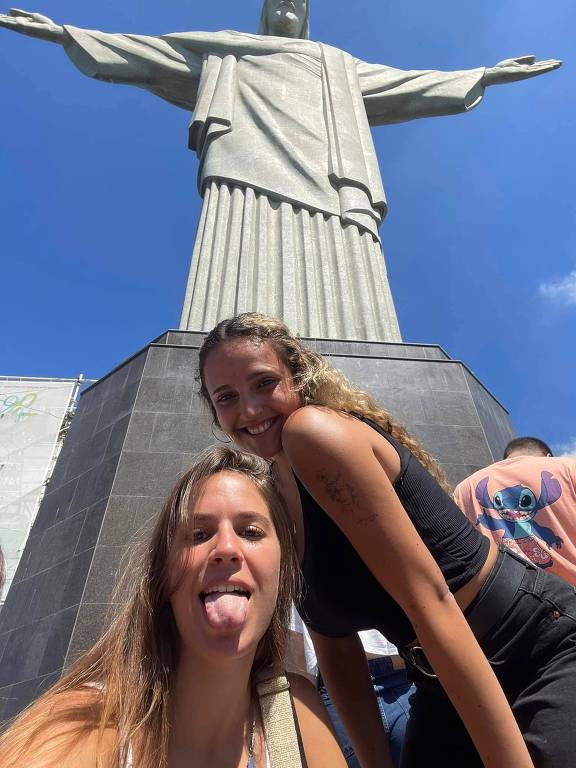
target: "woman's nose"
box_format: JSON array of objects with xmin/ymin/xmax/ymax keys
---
[
  {"xmin": 209, "ymin": 525, "xmax": 243, "ymax": 563},
  {"xmin": 238, "ymin": 391, "xmax": 263, "ymax": 420}
]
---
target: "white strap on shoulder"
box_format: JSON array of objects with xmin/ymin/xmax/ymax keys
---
[{"xmin": 256, "ymin": 675, "xmax": 303, "ymax": 768}]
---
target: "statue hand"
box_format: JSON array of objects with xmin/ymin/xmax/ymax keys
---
[
  {"xmin": 483, "ymin": 55, "xmax": 562, "ymax": 86},
  {"xmin": 0, "ymin": 8, "xmax": 66, "ymax": 43}
]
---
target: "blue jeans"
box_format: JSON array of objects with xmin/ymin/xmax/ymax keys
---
[{"xmin": 319, "ymin": 656, "xmax": 415, "ymax": 768}]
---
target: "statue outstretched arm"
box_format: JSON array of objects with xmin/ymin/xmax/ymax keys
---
[
  {"xmin": 483, "ymin": 55, "xmax": 561, "ymax": 86},
  {"xmin": 0, "ymin": 8, "xmax": 219, "ymax": 111},
  {"xmin": 357, "ymin": 60, "xmax": 487, "ymax": 126},
  {"xmin": 0, "ymin": 8, "xmax": 65, "ymax": 42},
  {"xmin": 357, "ymin": 53, "xmax": 561, "ymax": 127}
]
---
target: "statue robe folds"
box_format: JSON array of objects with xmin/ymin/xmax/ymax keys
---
[{"xmin": 64, "ymin": 27, "xmax": 485, "ymax": 341}]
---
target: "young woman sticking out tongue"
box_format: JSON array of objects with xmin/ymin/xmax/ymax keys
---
[
  {"xmin": 199, "ymin": 313, "xmax": 576, "ymax": 768},
  {"xmin": 0, "ymin": 447, "xmax": 346, "ymax": 768}
]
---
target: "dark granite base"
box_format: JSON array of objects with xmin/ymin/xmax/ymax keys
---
[{"xmin": 0, "ymin": 331, "xmax": 514, "ymax": 720}]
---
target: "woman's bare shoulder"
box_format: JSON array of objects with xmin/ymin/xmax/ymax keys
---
[
  {"xmin": 282, "ymin": 407, "xmax": 399, "ymax": 476},
  {"xmin": 282, "ymin": 406, "xmax": 363, "ymax": 448},
  {"xmin": 288, "ymin": 673, "xmax": 347, "ymax": 768}
]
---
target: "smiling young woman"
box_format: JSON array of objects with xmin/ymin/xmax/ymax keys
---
[
  {"xmin": 198, "ymin": 313, "xmax": 576, "ymax": 768},
  {"xmin": 0, "ymin": 446, "xmax": 347, "ymax": 768}
]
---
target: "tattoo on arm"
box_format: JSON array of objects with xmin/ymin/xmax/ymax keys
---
[
  {"xmin": 318, "ymin": 470, "xmax": 358, "ymax": 507},
  {"xmin": 318, "ymin": 470, "xmax": 379, "ymax": 527}
]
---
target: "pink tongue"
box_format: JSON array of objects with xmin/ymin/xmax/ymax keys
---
[{"xmin": 204, "ymin": 593, "xmax": 249, "ymax": 630}]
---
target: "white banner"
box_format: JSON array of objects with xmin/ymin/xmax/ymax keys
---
[{"xmin": 0, "ymin": 379, "xmax": 77, "ymax": 602}]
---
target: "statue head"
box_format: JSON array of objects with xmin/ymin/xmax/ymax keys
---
[{"xmin": 258, "ymin": 0, "xmax": 310, "ymax": 39}]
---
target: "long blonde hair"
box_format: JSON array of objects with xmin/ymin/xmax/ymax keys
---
[
  {"xmin": 0, "ymin": 446, "xmax": 299, "ymax": 768},
  {"xmin": 198, "ymin": 313, "xmax": 451, "ymax": 492}
]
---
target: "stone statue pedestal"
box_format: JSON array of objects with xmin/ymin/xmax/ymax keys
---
[{"xmin": 0, "ymin": 331, "xmax": 514, "ymax": 720}]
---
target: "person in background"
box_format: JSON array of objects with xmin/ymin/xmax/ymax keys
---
[
  {"xmin": 287, "ymin": 609, "xmax": 413, "ymax": 768},
  {"xmin": 454, "ymin": 437, "xmax": 576, "ymax": 584},
  {"xmin": 0, "ymin": 446, "xmax": 346, "ymax": 768}
]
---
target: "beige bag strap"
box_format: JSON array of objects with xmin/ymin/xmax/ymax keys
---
[{"xmin": 256, "ymin": 675, "xmax": 304, "ymax": 768}]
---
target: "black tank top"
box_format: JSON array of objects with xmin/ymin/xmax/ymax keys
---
[{"xmin": 296, "ymin": 416, "xmax": 490, "ymax": 648}]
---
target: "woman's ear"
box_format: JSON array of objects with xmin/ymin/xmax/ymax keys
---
[{"xmin": 211, "ymin": 422, "xmax": 233, "ymax": 443}]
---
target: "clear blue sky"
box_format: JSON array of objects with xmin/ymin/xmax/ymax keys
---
[{"xmin": 1, "ymin": 1, "xmax": 574, "ymax": 454}]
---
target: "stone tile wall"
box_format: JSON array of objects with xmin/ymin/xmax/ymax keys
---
[
  {"xmin": 0, "ymin": 352, "xmax": 146, "ymax": 721},
  {"xmin": 331, "ymin": 353, "xmax": 511, "ymax": 486}
]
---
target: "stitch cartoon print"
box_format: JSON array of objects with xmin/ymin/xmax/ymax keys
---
[{"xmin": 475, "ymin": 472, "xmax": 564, "ymax": 567}]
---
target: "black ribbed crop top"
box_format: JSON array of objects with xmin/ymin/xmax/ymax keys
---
[{"xmin": 296, "ymin": 416, "xmax": 490, "ymax": 649}]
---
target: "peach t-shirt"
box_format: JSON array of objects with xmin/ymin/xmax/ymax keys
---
[{"xmin": 454, "ymin": 455, "xmax": 576, "ymax": 585}]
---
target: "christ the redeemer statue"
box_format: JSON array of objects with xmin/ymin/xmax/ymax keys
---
[{"xmin": 0, "ymin": 3, "xmax": 560, "ymax": 341}]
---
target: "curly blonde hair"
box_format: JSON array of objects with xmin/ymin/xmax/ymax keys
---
[{"xmin": 198, "ymin": 313, "xmax": 451, "ymax": 492}]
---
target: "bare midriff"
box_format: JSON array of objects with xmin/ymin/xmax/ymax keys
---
[{"xmin": 453, "ymin": 535, "xmax": 499, "ymax": 614}]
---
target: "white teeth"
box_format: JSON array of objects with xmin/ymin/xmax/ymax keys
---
[
  {"xmin": 202, "ymin": 584, "xmax": 247, "ymax": 596},
  {"xmin": 246, "ymin": 419, "xmax": 274, "ymax": 436}
]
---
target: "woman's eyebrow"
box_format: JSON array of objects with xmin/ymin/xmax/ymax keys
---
[
  {"xmin": 234, "ymin": 511, "xmax": 273, "ymax": 527},
  {"xmin": 211, "ymin": 383, "xmax": 233, "ymax": 396},
  {"xmin": 192, "ymin": 511, "xmax": 271, "ymax": 525},
  {"xmin": 210, "ymin": 369, "xmax": 280, "ymax": 395},
  {"xmin": 191, "ymin": 513, "xmax": 214, "ymax": 524}
]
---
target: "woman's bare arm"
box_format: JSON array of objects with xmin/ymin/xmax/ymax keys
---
[
  {"xmin": 310, "ymin": 631, "xmax": 394, "ymax": 768},
  {"xmin": 282, "ymin": 407, "xmax": 533, "ymax": 768},
  {"xmin": 289, "ymin": 673, "xmax": 348, "ymax": 768}
]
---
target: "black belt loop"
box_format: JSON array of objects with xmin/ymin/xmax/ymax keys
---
[{"xmin": 532, "ymin": 564, "xmax": 547, "ymax": 597}]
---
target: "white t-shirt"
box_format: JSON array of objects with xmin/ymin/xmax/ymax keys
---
[{"xmin": 288, "ymin": 606, "xmax": 398, "ymax": 682}]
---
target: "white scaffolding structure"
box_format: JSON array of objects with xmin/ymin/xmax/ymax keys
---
[{"xmin": 0, "ymin": 376, "xmax": 90, "ymax": 605}]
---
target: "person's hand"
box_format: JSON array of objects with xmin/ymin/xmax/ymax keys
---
[
  {"xmin": 0, "ymin": 8, "xmax": 66, "ymax": 43},
  {"xmin": 483, "ymin": 55, "xmax": 561, "ymax": 86}
]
